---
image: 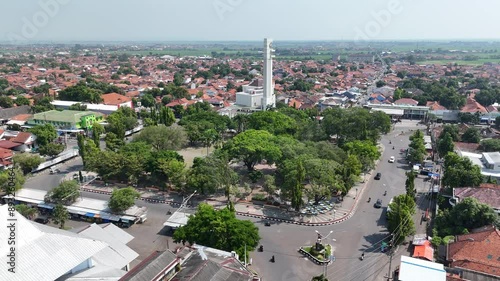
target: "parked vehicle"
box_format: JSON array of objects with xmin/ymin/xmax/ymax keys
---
[
  {"xmin": 374, "ymin": 173, "xmax": 382, "ymax": 180},
  {"xmin": 34, "ymin": 216, "xmax": 49, "ymax": 224}
]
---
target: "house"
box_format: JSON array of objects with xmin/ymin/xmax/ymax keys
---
[
  {"xmin": 25, "ymin": 110, "xmax": 104, "ymax": 132},
  {"xmin": 446, "ymin": 226, "xmax": 500, "ymax": 280},
  {"xmin": 235, "ymin": 79, "xmax": 265, "ymax": 108},
  {"xmin": 120, "ymin": 245, "xmax": 260, "ymax": 281},
  {"xmin": 0, "ymin": 147, "xmax": 13, "ymax": 169},
  {"xmin": 451, "ymin": 187, "xmax": 500, "ymax": 214},
  {"xmin": 0, "ymin": 205, "xmax": 137, "ymax": 281},
  {"xmin": 9, "ymin": 131, "xmax": 36, "ymax": 152},
  {"xmin": 394, "ymin": 98, "xmax": 419, "ymax": 106},
  {"xmin": 412, "ymin": 240, "xmax": 434, "ymax": 261},
  {"xmin": 457, "ymin": 151, "xmax": 500, "ymax": 180},
  {"xmin": 395, "ymin": 255, "xmax": 446, "ymax": 281}
]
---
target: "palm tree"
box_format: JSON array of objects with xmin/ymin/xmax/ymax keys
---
[{"xmin": 15, "ymin": 204, "xmax": 37, "ymax": 220}]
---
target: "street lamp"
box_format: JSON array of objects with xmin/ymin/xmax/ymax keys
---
[{"xmin": 315, "ymin": 230, "xmax": 333, "ymax": 250}]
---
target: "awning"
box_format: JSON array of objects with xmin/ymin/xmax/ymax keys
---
[
  {"xmin": 94, "ymin": 214, "xmax": 101, "ymax": 218},
  {"xmin": 38, "ymin": 204, "xmax": 54, "ymax": 209},
  {"xmin": 100, "ymin": 213, "xmax": 121, "ymax": 221},
  {"xmin": 86, "ymin": 212, "xmax": 95, "ymax": 217}
]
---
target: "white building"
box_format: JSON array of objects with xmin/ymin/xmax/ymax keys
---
[
  {"xmin": 456, "ymin": 151, "xmax": 500, "ymax": 179},
  {"xmin": 235, "ymin": 79, "xmax": 264, "ymax": 108},
  {"xmin": 0, "ymin": 205, "xmax": 138, "ymax": 281},
  {"xmin": 396, "ymin": 256, "xmax": 446, "ymax": 281}
]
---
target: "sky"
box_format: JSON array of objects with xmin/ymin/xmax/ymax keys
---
[{"xmin": 1, "ymin": 0, "xmax": 500, "ymax": 43}]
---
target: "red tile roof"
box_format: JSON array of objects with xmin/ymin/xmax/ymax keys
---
[
  {"xmin": 0, "ymin": 147, "xmax": 13, "ymax": 159},
  {"xmin": 412, "ymin": 240, "xmax": 434, "ymax": 261},
  {"xmin": 461, "ymin": 97, "xmax": 488, "ymax": 113},
  {"xmin": 427, "ymin": 101, "xmax": 447, "ymax": 111},
  {"xmin": 101, "ymin": 93, "xmax": 132, "ymax": 105},
  {"xmin": 0, "ymin": 140, "xmax": 20, "ymax": 149},
  {"xmin": 448, "ymin": 227, "xmax": 500, "ymax": 276},
  {"xmin": 11, "ymin": 132, "xmax": 33, "ymax": 144},
  {"xmin": 394, "ymin": 98, "xmax": 419, "ymax": 106}
]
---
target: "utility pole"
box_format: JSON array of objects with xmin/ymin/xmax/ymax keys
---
[{"xmin": 386, "ymin": 234, "xmax": 396, "ymax": 280}]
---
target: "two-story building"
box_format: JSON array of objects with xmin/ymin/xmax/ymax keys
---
[{"xmin": 25, "ymin": 110, "xmax": 104, "ymax": 132}]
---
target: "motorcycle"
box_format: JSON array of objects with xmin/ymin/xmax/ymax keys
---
[
  {"xmin": 368, "ymin": 197, "xmax": 371, "ymax": 203},
  {"xmin": 361, "ymin": 253, "xmax": 365, "ymax": 260},
  {"xmin": 270, "ymin": 255, "xmax": 275, "ymax": 263},
  {"xmin": 384, "ymin": 191, "xmax": 387, "ymax": 196},
  {"xmin": 392, "ymin": 146, "xmax": 395, "ymax": 150}
]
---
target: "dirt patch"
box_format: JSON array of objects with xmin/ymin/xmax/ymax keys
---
[{"xmin": 177, "ymin": 146, "xmax": 211, "ymax": 167}]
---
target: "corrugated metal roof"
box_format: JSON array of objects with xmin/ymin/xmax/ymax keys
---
[
  {"xmin": 76, "ymin": 224, "xmax": 138, "ymax": 270},
  {"xmin": 101, "ymin": 223, "xmax": 134, "ymax": 244},
  {"xmin": 0, "ymin": 205, "xmax": 108, "ymax": 281}
]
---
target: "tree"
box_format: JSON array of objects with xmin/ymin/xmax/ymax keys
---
[
  {"xmin": 376, "ymin": 80, "xmax": 386, "ymax": 88},
  {"xmin": 68, "ymin": 103, "xmax": 87, "ymax": 111},
  {"xmin": 495, "ymin": 116, "xmax": 500, "ymax": 130},
  {"xmin": 262, "ymin": 174, "xmax": 276, "ymax": 198},
  {"xmin": 393, "ymin": 88, "xmax": 404, "ymax": 101},
  {"xmin": 0, "ymin": 96, "xmax": 14, "ymax": 108},
  {"xmin": 38, "ymin": 143, "xmax": 65, "ymax": 157},
  {"xmin": 480, "ymin": 139, "xmax": 500, "ymax": 152},
  {"xmin": 140, "ymin": 94, "xmax": 156, "ymax": 108},
  {"xmin": 13, "ymin": 154, "xmax": 43, "ymax": 174},
  {"xmin": 437, "ymin": 132, "xmax": 455, "ymax": 158},
  {"xmin": 91, "ymin": 122, "xmax": 105, "ymax": 147},
  {"xmin": 405, "ymin": 171, "xmax": 416, "ymax": 200},
  {"xmin": 246, "ymin": 111, "xmax": 298, "ymax": 136},
  {"xmin": 303, "ymin": 158, "xmax": 344, "ymax": 204},
  {"xmin": 45, "ymin": 180, "xmax": 80, "ymax": 205},
  {"xmin": 173, "ymin": 72, "xmax": 184, "ymax": 86},
  {"xmin": 15, "ymin": 204, "xmax": 37, "ymax": 220},
  {"xmin": 224, "ymin": 130, "xmax": 281, "ymax": 171},
  {"xmin": 105, "ymin": 132, "xmax": 125, "ymax": 151},
  {"xmin": 29, "ymin": 124, "xmax": 57, "ymax": 146},
  {"xmin": 387, "ymin": 194, "xmax": 416, "ymax": 244},
  {"xmin": 439, "ymin": 124, "xmax": 460, "ymax": 141},
  {"xmin": 408, "ymin": 130, "xmax": 426, "ymax": 164},
  {"xmin": 173, "ymin": 203, "xmax": 260, "ymax": 260},
  {"xmin": 133, "ymin": 125, "xmax": 187, "ymax": 151},
  {"xmin": 435, "ymin": 198, "xmax": 499, "ymax": 237},
  {"xmin": 159, "ymin": 107, "xmax": 176, "ymax": 126},
  {"xmin": 52, "ymin": 204, "xmax": 70, "ymax": 229},
  {"xmin": 442, "ymin": 152, "xmax": 483, "ymax": 189},
  {"xmin": 15, "ymin": 95, "xmax": 30, "ymax": 106},
  {"xmin": 461, "ymin": 127, "xmax": 481, "ymax": 143},
  {"xmin": 108, "ymin": 187, "xmax": 141, "ymax": 214},
  {"xmin": 0, "ymin": 168, "xmax": 25, "ymax": 193}
]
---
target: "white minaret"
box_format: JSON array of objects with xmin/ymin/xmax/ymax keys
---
[{"xmin": 263, "ymin": 38, "xmax": 275, "ymax": 109}]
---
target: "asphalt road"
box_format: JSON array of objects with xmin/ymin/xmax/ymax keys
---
[{"xmin": 24, "ymin": 120, "xmax": 424, "ymax": 281}]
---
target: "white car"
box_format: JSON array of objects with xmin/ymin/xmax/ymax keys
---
[{"xmin": 389, "ymin": 156, "xmax": 395, "ymax": 163}]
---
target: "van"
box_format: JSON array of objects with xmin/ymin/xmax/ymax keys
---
[{"xmin": 386, "ymin": 197, "xmax": 394, "ymax": 218}]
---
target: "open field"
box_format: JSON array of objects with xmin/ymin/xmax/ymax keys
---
[{"xmin": 417, "ymin": 58, "xmax": 500, "ymax": 66}]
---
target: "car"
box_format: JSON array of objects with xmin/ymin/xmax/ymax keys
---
[
  {"xmin": 374, "ymin": 199, "xmax": 382, "ymax": 208},
  {"xmin": 374, "ymin": 172, "xmax": 382, "ymax": 180},
  {"xmin": 264, "ymin": 221, "xmax": 271, "ymax": 226},
  {"xmin": 388, "ymin": 156, "xmax": 395, "ymax": 163},
  {"xmin": 34, "ymin": 216, "xmax": 49, "ymax": 224}
]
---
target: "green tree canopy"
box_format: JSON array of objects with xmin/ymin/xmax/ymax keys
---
[
  {"xmin": 15, "ymin": 204, "xmax": 37, "ymax": 220},
  {"xmin": 480, "ymin": 139, "xmax": 500, "ymax": 152},
  {"xmin": 52, "ymin": 204, "xmax": 70, "ymax": 229},
  {"xmin": 0, "ymin": 168, "xmax": 25, "ymax": 193},
  {"xmin": 435, "ymin": 198, "xmax": 499, "ymax": 237},
  {"xmin": 246, "ymin": 110, "xmax": 298, "ymax": 136},
  {"xmin": 13, "ymin": 153, "xmax": 43, "ymax": 174},
  {"xmin": 29, "ymin": 124, "xmax": 57, "ymax": 146},
  {"xmin": 408, "ymin": 130, "xmax": 426, "ymax": 164},
  {"xmin": 108, "ymin": 187, "xmax": 141, "ymax": 214},
  {"xmin": 133, "ymin": 125, "xmax": 187, "ymax": 151},
  {"xmin": 45, "ymin": 180, "xmax": 80, "ymax": 205},
  {"xmin": 442, "ymin": 152, "xmax": 483, "ymax": 188},
  {"xmin": 387, "ymin": 194, "xmax": 416, "ymax": 244},
  {"xmin": 224, "ymin": 129, "xmax": 281, "ymax": 171},
  {"xmin": 437, "ymin": 132, "xmax": 455, "ymax": 158},
  {"xmin": 461, "ymin": 127, "xmax": 481, "ymax": 143},
  {"xmin": 38, "ymin": 143, "xmax": 65, "ymax": 158},
  {"xmin": 173, "ymin": 203, "xmax": 260, "ymax": 260}
]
